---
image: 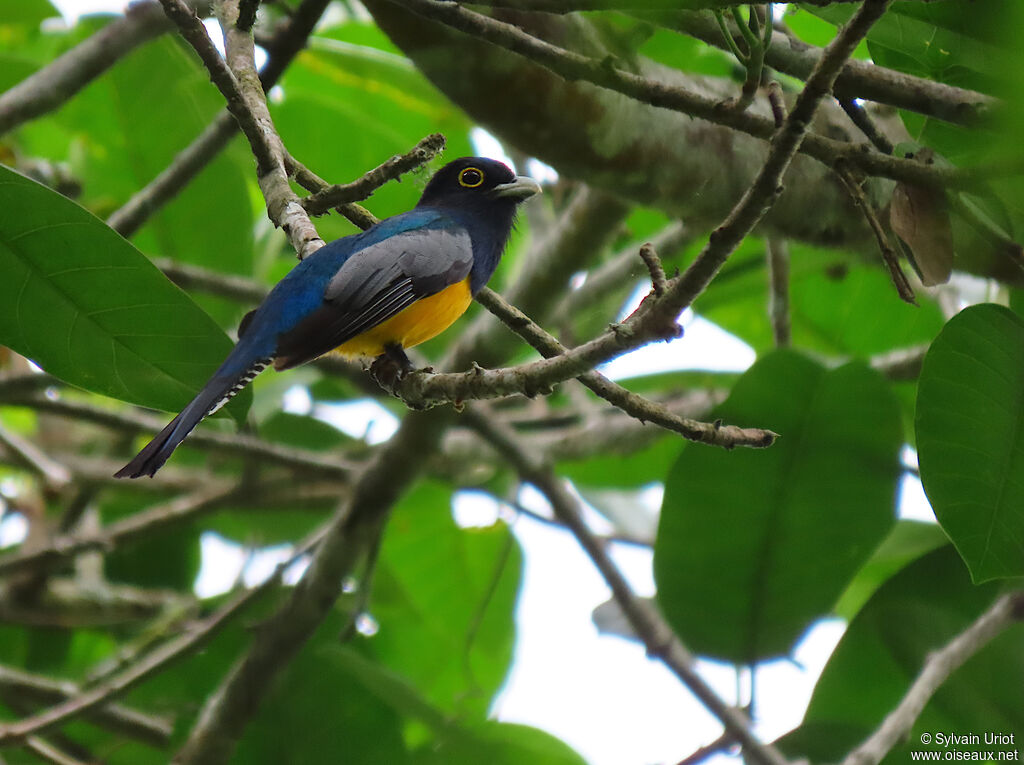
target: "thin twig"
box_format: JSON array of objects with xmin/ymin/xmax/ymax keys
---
[
  {"xmin": 23, "ymin": 736, "xmax": 90, "ymax": 765},
  {"xmin": 0, "ymin": 423, "xmax": 71, "ymax": 492},
  {"xmin": 835, "ymin": 165, "xmax": 916, "ymax": 304},
  {"xmin": 158, "ymin": 0, "xmax": 323, "ymax": 259},
  {"xmin": 0, "ymin": 528, "xmax": 324, "ymax": 746},
  {"xmin": 392, "ymin": 0, "xmax": 987, "ymax": 193},
  {"xmin": 661, "ymin": 8, "xmax": 993, "ymax": 128},
  {"xmin": 0, "ymin": 665, "xmax": 173, "ymax": 748},
  {"xmin": 839, "ymin": 98, "xmax": 895, "ymax": 154},
  {"xmin": 301, "ymin": 133, "xmax": 447, "ymax": 214},
  {"xmin": 153, "ymin": 258, "xmax": 268, "ymax": 303},
  {"xmin": 0, "ymin": 485, "xmax": 239, "ymax": 578},
  {"xmin": 0, "ymin": 1, "xmax": 212, "ymax": 136},
  {"xmin": 285, "ymin": 153, "xmax": 380, "ymax": 230},
  {"xmin": 841, "ymin": 592, "xmax": 1024, "ymax": 765},
  {"xmin": 766, "ymin": 80, "xmax": 786, "ymax": 127},
  {"xmin": 868, "ymin": 343, "xmax": 928, "ymax": 381},
  {"xmin": 474, "ymin": 288, "xmax": 777, "ymax": 449},
  {"xmin": 765, "ymin": 236, "xmax": 790, "ymax": 347},
  {"xmin": 173, "ymin": 410, "xmax": 445, "ymax": 764},
  {"xmin": 0, "ymin": 394, "xmax": 358, "ymax": 478},
  {"xmin": 676, "ymin": 731, "xmax": 736, "ymax": 765},
  {"xmin": 638, "ymin": 243, "xmax": 668, "ymax": 297},
  {"xmin": 549, "ymin": 222, "xmax": 693, "ymax": 329},
  {"xmin": 108, "ymin": 0, "xmax": 333, "ymax": 237}
]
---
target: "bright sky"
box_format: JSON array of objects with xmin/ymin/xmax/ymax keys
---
[{"xmin": 5, "ymin": 4, "xmax": 939, "ymax": 764}]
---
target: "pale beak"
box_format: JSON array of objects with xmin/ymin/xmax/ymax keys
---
[{"xmin": 492, "ymin": 176, "xmax": 542, "ymax": 200}]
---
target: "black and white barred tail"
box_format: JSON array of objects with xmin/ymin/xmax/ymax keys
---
[{"xmin": 114, "ymin": 356, "xmax": 273, "ymax": 479}]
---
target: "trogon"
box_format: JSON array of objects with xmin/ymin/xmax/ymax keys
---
[{"xmin": 116, "ymin": 157, "xmax": 540, "ymax": 478}]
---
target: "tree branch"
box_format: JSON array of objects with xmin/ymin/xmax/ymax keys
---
[
  {"xmin": 108, "ymin": 0, "xmax": 334, "ymax": 238},
  {"xmin": 301, "ymin": 133, "xmax": 447, "ymax": 214},
  {"xmin": 173, "ymin": 410, "xmax": 445, "ymax": 764},
  {"xmin": 0, "ymin": 0, "xmax": 212, "ymax": 136},
  {"xmin": 0, "ymin": 530, "xmax": 321, "ymax": 747},
  {"xmin": 473, "ymin": 287, "xmax": 776, "ymax": 449},
  {"xmin": 0, "ymin": 394, "xmax": 358, "ymax": 478},
  {"xmin": 22, "ymin": 735, "xmax": 90, "ymax": 765},
  {"xmin": 766, "ymin": 236, "xmax": 790, "ymax": 347},
  {"xmin": 841, "ymin": 591, "xmax": 1024, "ymax": 765},
  {"xmin": 462, "ymin": 406, "xmax": 789, "ymax": 765},
  {"xmin": 386, "ymin": 0, "xmax": 987, "ymax": 193},
  {"xmin": 666, "ymin": 8, "xmax": 992, "ymax": 128},
  {"xmin": 0, "ymin": 423, "xmax": 71, "ymax": 492},
  {"xmin": 835, "ymin": 164, "xmax": 916, "ymax": 304},
  {"xmin": 0, "ymin": 665, "xmax": 173, "ymax": 748},
  {"xmin": 157, "ymin": 0, "xmax": 323, "ymax": 259},
  {"xmin": 549, "ymin": 222, "xmax": 693, "ymax": 330},
  {"xmin": 0, "ymin": 485, "xmax": 239, "ymax": 578}
]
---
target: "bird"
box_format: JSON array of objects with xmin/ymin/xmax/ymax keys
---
[{"xmin": 115, "ymin": 157, "xmax": 540, "ymax": 478}]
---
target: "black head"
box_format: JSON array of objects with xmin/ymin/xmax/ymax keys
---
[
  {"xmin": 416, "ymin": 157, "xmax": 541, "ymax": 294},
  {"xmin": 417, "ymin": 157, "xmax": 541, "ymax": 211}
]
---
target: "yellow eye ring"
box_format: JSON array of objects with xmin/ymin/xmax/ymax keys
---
[{"xmin": 458, "ymin": 167, "xmax": 485, "ymax": 188}]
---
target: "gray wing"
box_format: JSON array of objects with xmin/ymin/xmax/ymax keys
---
[{"xmin": 274, "ymin": 227, "xmax": 473, "ymax": 369}]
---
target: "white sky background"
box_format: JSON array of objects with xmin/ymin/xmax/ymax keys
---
[{"xmin": 4, "ymin": 3, "xmax": 942, "ymax": 764}]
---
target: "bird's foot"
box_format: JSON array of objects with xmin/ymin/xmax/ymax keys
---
[{"xmin": 370, "ymin": 344, "xmax": 415, "ymax": 394}]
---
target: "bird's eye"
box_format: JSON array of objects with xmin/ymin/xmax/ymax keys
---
[{"xmin": 458, "ymin": 167, "xmax": 484, "ymax": 188}]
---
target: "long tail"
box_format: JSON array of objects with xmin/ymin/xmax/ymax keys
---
[{"xmin": 114, "ymin": 349, "xmax": 272, "ymax": 479}]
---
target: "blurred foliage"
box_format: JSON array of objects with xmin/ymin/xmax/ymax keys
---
[{"xmin": 0, "ymin": 1, "xmax": 1021, "ymax": 764}]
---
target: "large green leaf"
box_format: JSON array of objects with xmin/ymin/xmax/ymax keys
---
[
  {"xmin": 11, "ymin": 30, "xmax": 256, "ymax": 330},
  {"xmin": 0, "ymin": 0, "xmax": 63, "ymax": 93},
  {"xmin": 0, "ymin": 0, "xmax": 57, "ymax": 25},
  {"xmin": 560, "ymin": 432, "xmax": 678, "ymax": 489},
  {"xmin": 332, "ymin": 648, "xmax": 586, "ymax": 765},
  {"xmin": 834, "ymin": 520, "xmax": 948, "ymax": 620},
  {"xmin": 367, "ymin": 481, "xmax": 521, "ymax": 717},
  {"xmin": 232, "ymin": 618, "xmax": 410, "ymax": 765},
  {"xmin": 0, "ymin": 164, "xmax": 249, "ymax": 419},
  {"xmin": 916, "ymin": 304, "xmax": 1024, "ymax": 582},
  {"xmin": 696, "ymin": 241, "xmax": 943, "ymax": 355},
  {"xmin": 781, "ymin": 545, "xmax": 1024, "ymax": 764},
  {"xmin": 411, "ymin": 721, "xmax": 587, "ymax": 765},
  {"xmin": 802, "ymin": 2, "xmax": 1013, "ymax": 89},
  {"xmin": 44, "ymin": 35, "xmax": 256, "ymax": 307},
  {"xmin": 655, "ymin": 350, "xmax": 901, "ymax": 663}
]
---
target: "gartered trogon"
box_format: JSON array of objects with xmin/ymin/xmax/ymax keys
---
[{"xmin": 115, "ymin": 157, "xmax": 540, "ymax": 478}]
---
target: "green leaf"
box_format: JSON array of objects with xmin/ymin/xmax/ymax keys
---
[
  {"xmin": 0, "ymin": 0, "xmax": 57, "ymax": 27},
  {"xmin": 0, "ymin": 165, "xmax": 249, "ymax": 419},
  {"xmin": 655, "ymin": 350, "xmax": 901, "ymax": 663},
  {"xmin": 232, "ymin": 619, "xmax": 410, "ymax": 764},
  {"xmin": 367, "ymin": 482, "xmax": 521, "ymax": 717},
  {"xmin": 101, "ymin": 489, "xmax": 202, "ymax": 590},
  {"xmin": 273, "ymin": 34, "xmax": 475, "ymax": 229},
  {"xmin": 915, "ymin": 304, "xmax": 1024, "ymax": 582},
  {"xmin": 781, "ymin": 546, "xmax": 1024, "ymax": 763},
  {"xmin": 801, "ymin": 3, "xmax": 1012, "ymax": 89},
  {"xmin": 560, "ymin": 433, "xmax": 678, "ymax": 489},
  {"xmin": 696, "ymin": 241, "xmax": 944, "ymax": 355},
  {"xmin": 333, "ymin": 647, "xmax": 586, "ymax": 765},
  {"xmin": 412, "ymin": 721, "xmax": 587, "ymax": 765},
  {"xmin": 834, "ymin": 520, "xmax": 948, "ymax": 620}
]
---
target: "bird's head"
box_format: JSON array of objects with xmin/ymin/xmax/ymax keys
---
[
  {"xmin": 417, "ymin": 157, "xmax": 541, "ymax": 214},
  {"xmin": 417, "ymin": 157, "xmax": 541, "ymax": 293}
]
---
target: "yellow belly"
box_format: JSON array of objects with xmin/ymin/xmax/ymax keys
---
[{"xmin": 333, "ymin": 277, "xmax": 473, "ymax": 359}]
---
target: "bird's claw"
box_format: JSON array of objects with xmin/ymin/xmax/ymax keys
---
[{"xmin": 369, "ymin": 344, "xmax": 415, "ymax": 394}]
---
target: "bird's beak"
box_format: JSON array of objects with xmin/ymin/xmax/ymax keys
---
[{"xmin": 492, "ymin": 176, "xmax": 542, "ymax": 201}]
